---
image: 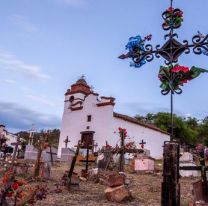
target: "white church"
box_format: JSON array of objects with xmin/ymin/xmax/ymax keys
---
[{"xmin": 58, "ymin": 78, "xmax": 170, "ymax": 159}]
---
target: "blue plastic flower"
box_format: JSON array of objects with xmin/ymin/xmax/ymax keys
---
[
  {"xmin": 125, "ymin": 35, "xmax": 144, "ymax": 52},
  {"xmin": 130, "ymin": 59, "xmax": 146, "ymax": 68},
  {"xmin": 202, "ymin": 48, "xmax": 208, "ymax": 56}
]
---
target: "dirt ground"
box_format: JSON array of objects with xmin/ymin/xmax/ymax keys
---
[{"xmin": 34, "ymin": 162, "xmax": 197, "ymax": 206}]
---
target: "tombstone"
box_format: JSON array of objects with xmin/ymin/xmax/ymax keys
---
[
  {"xmin": 24, "ymin": 145, "xmax": 57, "ymax": 162},
  {"xmin": 60, "ymin": 148, "xmax": 75, "ymax": 166},
  {"xmin": 134, "ymin": 155, "xmax": 155, "ymax": 173},
  {"xmin": 24, "ymin": 145, "xmax": 37, "ymax": 160},
  {"xmin": 143, "ymin": 149, "xmax": 150, "ymax": 156},
  {"xmin": 179, "ymin": 152, "xmax": 199, "ymax": 177},
  {"xmin": 44, "ymin": 147, "xmax": 58, "ymax": 162}
]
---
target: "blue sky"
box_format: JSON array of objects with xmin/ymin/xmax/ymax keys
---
[{"xmin": 0, "ymin": 0, "xmax": 208, "ymax": 131}]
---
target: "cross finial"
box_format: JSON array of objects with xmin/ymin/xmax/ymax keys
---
[
  {"xmin": 170, "ymin": 0, "xmax": 173, "ymax": 7},
  {"xmin": 80, "ymin": 74, "xmax": 85, "ymax": 79}
]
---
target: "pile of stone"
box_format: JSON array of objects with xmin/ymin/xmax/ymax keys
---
[{"xmin": 104, "ymin": 173, "xmax": 131, "ymax": 203}]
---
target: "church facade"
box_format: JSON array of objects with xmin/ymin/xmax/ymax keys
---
[{"xmin": 58, "ymin": 78, "xmax": 170, "ymax": 159}]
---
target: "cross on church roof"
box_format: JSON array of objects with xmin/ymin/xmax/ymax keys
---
[{"xmin": 80, "ymin": 74, "xmax": 85, "ymax": 79}]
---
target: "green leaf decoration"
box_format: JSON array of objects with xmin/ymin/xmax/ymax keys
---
[
  {"xmin": 189, "ymin": 66, "xmax": 208, "ymax": 79},
  {"xmin": 158, "ymin": 65, "xmax": 208, "ymax": 94}
]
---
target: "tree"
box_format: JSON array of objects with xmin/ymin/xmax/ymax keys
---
[{"xmin": 135, "ymin": 112, "xmax": 199, "ymax": 146}]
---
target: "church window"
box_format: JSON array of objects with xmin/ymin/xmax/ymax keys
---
[
  {"xmin": 87, "ymin": 115, "xmax": 92, "ymax": 122},
  {"xmin": 69, "ymin": 96, "xmax": 74, "ymax": 102}
]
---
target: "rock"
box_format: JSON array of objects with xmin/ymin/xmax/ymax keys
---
[
  {"xmin": 194, "ymin": 201, "xmax": 208, "ymax": 206},
  {"xmin": 80, "ymin": 177, "xmax": 87, "ymax": 182},
  {"xmin": 108, "ymin": 174, "xmax": 125, "ymax": 187},
  {"xmin": 105, "ymin": 185, "xmax": 131, "ymax": 202},
  {"xmin": 99, "ymin": 178, "xmax": 109, "ymax": 186}
]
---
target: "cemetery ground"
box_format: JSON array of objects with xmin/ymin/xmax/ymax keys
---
[{"xmin": 0, "ymin": 159, "xmax": 198, "ymax": 206}]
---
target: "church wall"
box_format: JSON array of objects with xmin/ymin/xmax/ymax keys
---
[
  {"xmin": 112, "ymin": 117, "xmax": 170, "ymax": 159},
  {"xmin": 57, "ymin": 93, "xmax": 113, "ymax": 157},
  {"xmin": 58, "ymin": 79, "xmax": 170, "ymax": 159}
]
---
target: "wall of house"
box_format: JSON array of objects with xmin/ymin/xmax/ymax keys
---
[{"xmin": 6, "ymin": 133, "xmax": 18, "ymax": 149}]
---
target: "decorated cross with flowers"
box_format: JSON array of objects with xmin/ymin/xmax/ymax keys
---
[
  {"xmin": 118, "ymin": 127, "xmax": 127, "ymax": 138},
  {"xmin": 119, "ymin": 0, "xmax": 208, "ymax": 140}
]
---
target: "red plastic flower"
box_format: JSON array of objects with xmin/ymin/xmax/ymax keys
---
[
  {"xmin": 182, "ymin": 79, "xmax": 188, "ymax": 84},
  {"xmin": 118, "ymin": 128, "xmax": 127, "ymax": 138},
  {"xmin": 171, "ymin": 66, "xmax": 181, "ymax": 72},
  {"xmin": 2, "ymin": 178, "xmax": 7, "ymax": 184},
  {"xmin": 167, "ymin": 7, "xmax": 174, "ymax": 13},
  {"xmin": 172, "ymin": 65, "xmax": 189, "ymax": 73},
  {"xmin": 12, "ymin": 182, "xmax": 19, "ymax": 190},
  {"xmin": 181, "ymin": 66, "xmax": 189, "ymax": 73},
  {"xmin": 176, "ymin": 11, "xmax": 183, "ymax": 17},
  {"xmin": 6, "ymin": 191, "xmax": 13, "ymax": 197}
]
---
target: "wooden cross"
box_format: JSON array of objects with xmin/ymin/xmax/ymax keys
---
[
  {"xmin": 64, "ymin": 136, "xmax": 70, "ymax": 148},
  {"xmin": 101, "ymin": 144, "xmax": 143, "ymax": 172},
  {"xmin": 34, "ymin": 133, "xmax": 48, "ymax": 178},
  {"xmin": 29, "ymin": 124, "xmax": 36, "ymax": 145},
  {"xmin": 139, "ymin": 139, "xmax": 146, "ymax": 149},
  {"xmin": 119, "ymin": 131, "xmax": 125, "ymax": 172},
  {"xmin": 101, "ymin": 129, "xmax": 144, "ymax": 172},
  {"xmin": 79, "ymin": 148, "xmax": 96, "ymax": 173}
]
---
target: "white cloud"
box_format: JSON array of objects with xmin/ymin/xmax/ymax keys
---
[
  {"xmin": 3, "ymin": 79, "xmax": 16, "ymax": 84},
  {"xmin": 0, "ymin": 52, "xmax": 50, "ymax": 80},
  {"xmin": 11, "ymin": 15, "xmax": 38, "ymax": 32},
  {"xmin": 26, "ymin": 95, "xmax": 56, "ymax": 107},
  {"xmin": 58, "ymin": 0, "xmax": 87, "ymax": 7}
]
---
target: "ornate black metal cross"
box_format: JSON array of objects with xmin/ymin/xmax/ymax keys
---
[
  {"xmin": 119, "ymin": 0, "xmax": 208, "ymax": 140},
  {"xmin": 119, "ymin": 1, "xmax": 208, "ymax": 204}
]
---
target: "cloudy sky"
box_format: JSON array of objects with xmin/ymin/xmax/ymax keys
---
[{"xmin": 0, "ymin": 0, "xmax": 208, "ymax": 132}]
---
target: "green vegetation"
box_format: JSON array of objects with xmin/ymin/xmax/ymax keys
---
[
  {"xmin": 17, "ymin": 129, "xmax": 60, "ymax": 148},
  {"xmin": 135, "ymin": 112, "xmax": 208, "ymax": 147}
]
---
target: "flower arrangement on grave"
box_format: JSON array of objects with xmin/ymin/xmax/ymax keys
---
[
  {"xmin": 0, "ymin": 170, "xmax": 27, "ymax": 205},
  {"xmin": 158, "ymin": 64, "xmax": 208, "ymax": 94},
  {"xmin": 105, "ymin": 141, "xmax": 112, "ymax": 149},
  {"xmin": 118, "ymin": 127, "xmax": 127, "ymax": 138},
  {"xmin": 125, "ymin": 141, "xmax": 136, "ymax": 150},
  {"xmin": 0, "ymin": 169, "xmax": 48, "ymax": 205},
  {"xmin": 162, "ymin": 7, "xmax": 183, "ymax": 30}
]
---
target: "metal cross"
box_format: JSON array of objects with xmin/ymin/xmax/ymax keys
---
[
  {"xmin": 119, "ymin": 0, "xmax": 208, "ymax": 141},
  {"xmin": 139, "ymin": 139, "xmax": 146, "ymax": 149},
  {"xmin": 64, "ymin": 136, "xmax": 70, "ymax": 148}
]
